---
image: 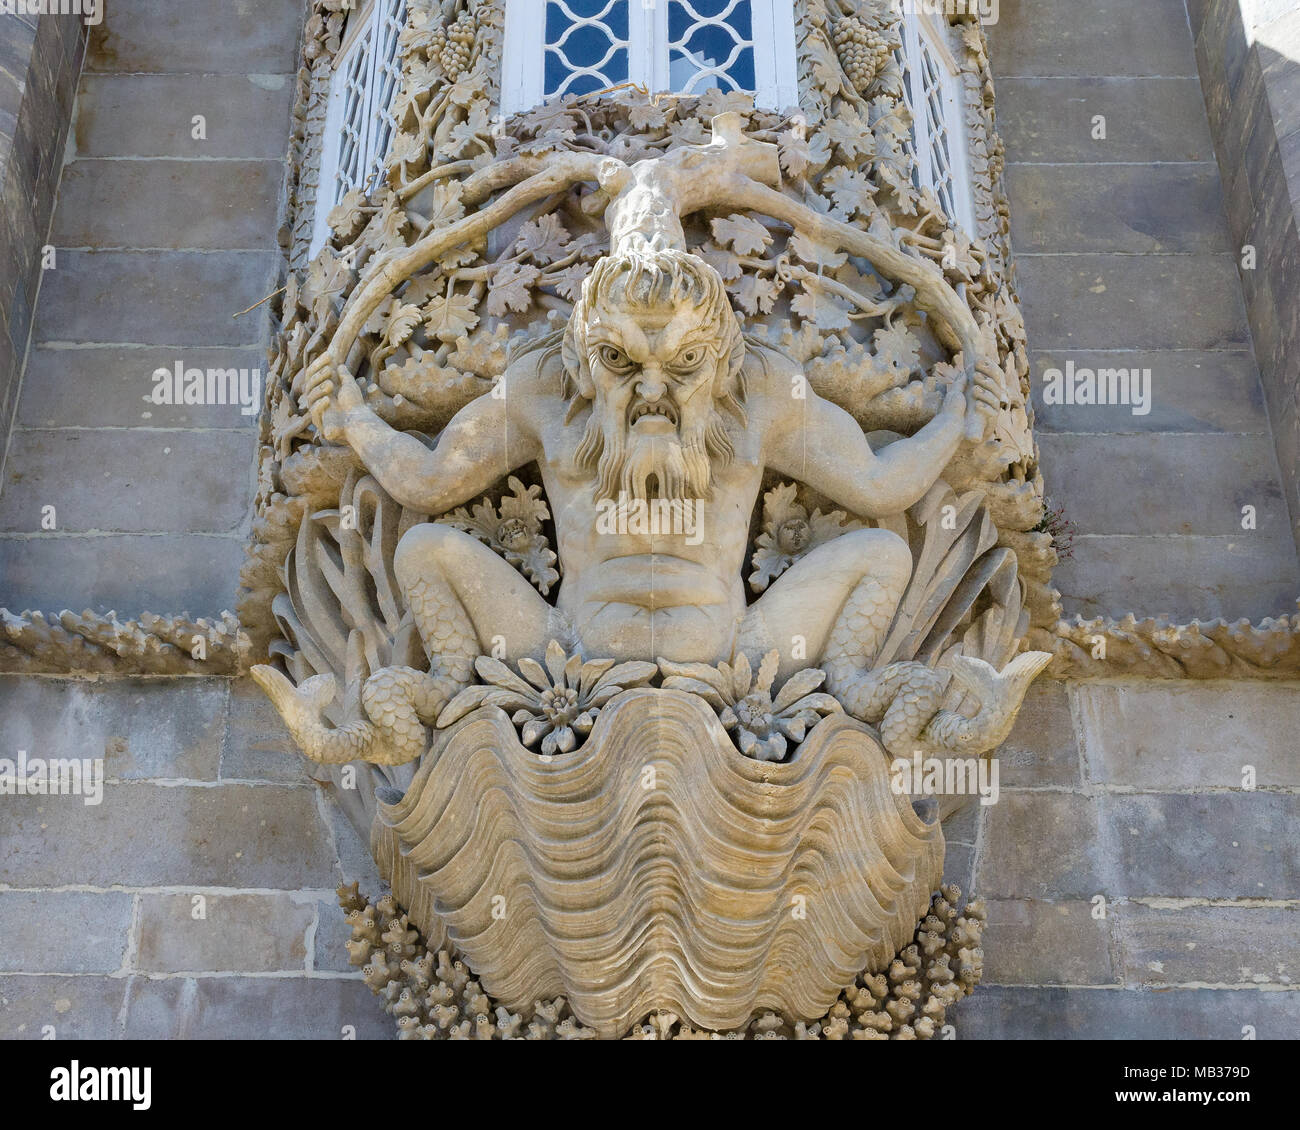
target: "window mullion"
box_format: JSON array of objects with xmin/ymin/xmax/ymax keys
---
[
  {"xmin": 641, "ymin": 0, "xmax": 665, "ymax": 93},
  {"xmin": 360, "ymin": 2, "xmax": 386, "ymax": 192},
  {"xmin": 750, "ymin": 0, "xmax": 775, "ymax": 107},
  {"xmin": 906, "ymin": 15, "xmax": 933, "ymax": 194}
]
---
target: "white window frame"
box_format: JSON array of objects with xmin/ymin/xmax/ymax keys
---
[
  {"xmin": 312, "ymin": 0, "xmax": 408, "ymax": 258},
  {"xmin": 501, "ymin": 0, "xmax": 799, "ymax": 116},
  {"xmin": 899, "ymin": 10, "xmax": 974, "ymax": 233}
]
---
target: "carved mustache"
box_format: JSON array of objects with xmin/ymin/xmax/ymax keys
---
[{"xmin": 628, "ymin": 398, "xmax": 679, "ymax": 427}]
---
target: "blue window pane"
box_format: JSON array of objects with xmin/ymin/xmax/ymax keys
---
[
  {"xmin": 545, "ymin": 46, "xmax": 629, "ymax": 96},
  {"xmin": 544, "ymin": 0, "xmax": 630, "ymax": 96},
  {"xmin": 667, "ymin": 0, "xmax": 756, "ymax": 94},
  {"xmin": 546, "ymin": 0, "xmax": 628, "ymax": 41}
]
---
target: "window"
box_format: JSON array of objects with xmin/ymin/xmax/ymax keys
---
[
  {"xmin": 501, "ymin": 0, "xmax": 798, "ymax": 115},
  {"xmin": 313, "ymin": 0, "xmax": 408, "ymax": 256},
  {"xmin": 898, "ymin": 10, "xmax": 974, "ymax": 232}
]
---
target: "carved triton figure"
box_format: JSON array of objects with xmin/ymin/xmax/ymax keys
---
[
  {"xmin": 253, "ymin": 115, "xmax": 1048, "ymax": 766},
  {"xmin": 254, "ymin": 242, "xmax": 1045, "ymax": 764}
]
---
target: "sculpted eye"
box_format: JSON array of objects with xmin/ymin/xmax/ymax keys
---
[
  {"xmin": 598, "ymin": 345, "xmax": 632, "ymax": 370},
  {"xmin": 674, "ymin": 346, "xmax": 707, "ymax": 370}
]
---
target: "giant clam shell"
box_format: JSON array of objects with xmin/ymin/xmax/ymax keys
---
[{"xmin": 372, "ymin": 688, "xmax": 944, "ymax": 1037}]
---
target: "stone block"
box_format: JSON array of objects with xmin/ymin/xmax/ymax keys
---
[
  {"xmin": 997, "ymin": 680, "xmax": 1080, "ymax": 789},
  {"xmin": 313, "ymin": 899, "xmax": 360, "ymax": 976},
  {"xmin": 0, "ymin": 533, "xmax": 246, "ymax": 617},
  {"xmin": 1035, "ymin": 433, "xmax": 1291, "ymax": 536},
  {"xmin": 221, "ymin": 676, "xmax": 308, "ymax": 783},
  {"xmin": 1015, "ymin": 253, "xmax": 1250, "ymax": 351},
  {"xmin": 1220, "ymin": 41, "xmax": 1265, "ymax": 176},
  {"xmin": 1203, "ymin": 0, "xmax": 1252, "ymax": 92},
  {"xmin": 18, "ymin": 345, "xmax": 267, "ymax": 429},
  {"xmin": 75, "ymin": 74, "xmax": 294, "ymax": 160},
  {"xmin": 987, "ymin": 0, "xmax": 1197, "ymax": 77},
  {"xmin": 942, "ymin": 797, "xmax": 980, "ymax": 845},
  {"xmin": 0, "ymin": 891, "xmax": 133, "ymax": 974},
  {"xmin": 51, "ymin": 159, "xmax": 285, "ymax": 251},
  {"xmin": 1028, "ymin": 350, "xmax": 1270, "ymax": 434},
  {"xmin": 948, "ymin": 985, "xmax": 1300, "ymax": 1039},
  {"xmin": 0, "ymin": 429, "xmax": 256, "ymax": 534},
  {"xmin": 32, "ymin": 250, "xmax": 279, "ymax": 347},
  {"xmin": 1051, "ymin": 533, "xmax": 1300, "ymax": 621},
  {"xmin": 1100, "ymin": 792, "xmax": 1299, "ymax": 898},
  {"xmin": 0, "ymin": 975, "xmax": 125, "ymax": 1039},
  {"xmin": 0, "ymin": 783, "xmax": 338, "ymax": 889},
  {"xmin": 135, "ymin": 893, "xmax": 314, "ymax": 974},
  {"xmin": 87, "ymin": 0, "xmax": 305, "ymax": 75},
  {"xmin": 978, "ymin": 793, "xmax": 1105, "ymax": 900},
  {"xmin": 0, "ymin": 676, "xmax": 226, "ymax": 780},
  {"xmin": 1077, "ymin": 682, "xmax": 1300, "ymax": 789},
  {"xmin": 982, "ymin": 900, "xmax": 1115, "ymax": 985},
  {"xmin": 996, "ymin": 77, "xmax": 1215, "ymax": 163},
  {"xmin": 1118, "ymin": 903, "xmax": 1299, "ymax": 986},
  {"xmin": 1007, "ymin": 164, "xmax": 1231, "ymax": 254},
  {"xmin": 120, "ymin": 975, "xmax": 394, "ymax": 1040}
]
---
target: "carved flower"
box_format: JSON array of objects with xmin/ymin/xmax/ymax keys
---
[
  {"xmin": 438, "ymin": 476, "xmax": 560, "ymax": 594},
  {"xmin": 749, "ymin": 482, "xmax": 863, "ymax": 593},
  {"xmin": 437, "ymin": 641, "xmax": 658, "ymax": 757},
  {"xmin": 659, "ymin": 651, "xmax": 841, "ymax": 763}
]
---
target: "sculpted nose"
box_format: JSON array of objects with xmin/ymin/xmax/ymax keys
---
[{"xmin": 637, "ymin": 369, "xmax": 666, "ymax": 402}]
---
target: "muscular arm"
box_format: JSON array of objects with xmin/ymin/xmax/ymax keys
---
[
  {"xmin": 315, "ymin": 365, "xmax": 542, "ymax": 515},
  {"xmin": 765, "ymin": 376, "xmax": 973, "ymax": 519}
]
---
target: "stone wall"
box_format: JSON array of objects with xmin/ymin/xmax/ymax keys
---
[
  {"xmin": 0, "ymin": 0, "xmax": 1296, "ymax": 1040},
  {"xmin": 992, "ymin": 0, "xmax": 1298, "ymax": 622},
  {"xmin": 0, "ymin": 9, "xmax": 84, "ymax": 478},
  {"xmin": 0, "ymin": 0, "xmax": 300, "ymax": 616},
  {"xmin": 0, "ymin": 675, "xmax": 389, "ymax": 1038},
  {"xmin": 1190, "ymin": 0, "xmax": 1300, "ymax": 559},
  {"xmin": 947, "ymin": 0, "xmax": 1299, "ymax": 1038},
  {"xmin": 0, "ymin": 0, "xmax": 395, "ymax": 1041}
]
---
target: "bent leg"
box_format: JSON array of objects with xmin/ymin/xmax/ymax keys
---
[
  {"xmin": 740, "ymin": 528, "xmax": 912, "ymax": 681},
  {"xmin": 394, "ymin": 522, "xmax": 567, "ymax": 670},
  {"xmin": 252, "ymin": 525, "xmax": 568, "ymax": 768}
]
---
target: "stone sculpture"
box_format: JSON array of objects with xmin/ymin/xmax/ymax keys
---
[{"xmin": 246, "ymin": 0, "xmax": 1054, "ymax": 1037}]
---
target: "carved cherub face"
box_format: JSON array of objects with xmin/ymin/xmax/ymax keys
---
[{"xmin": 566, "ymin": 250, "xmax": 745, "ymax": 503}]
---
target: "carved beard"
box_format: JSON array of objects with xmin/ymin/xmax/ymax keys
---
[{"xmin": 575, "ymin": 398, "xmax": 733, "ymax": 503}]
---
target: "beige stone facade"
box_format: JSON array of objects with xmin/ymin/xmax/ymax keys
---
[{"xmin": 0, "ymin": 0, "xmax": 1295, "ymax": 1040}]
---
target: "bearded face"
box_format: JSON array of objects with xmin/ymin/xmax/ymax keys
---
[{"xmin": 568, "ymin": 252, "xmax": 743, "ymax": 503}]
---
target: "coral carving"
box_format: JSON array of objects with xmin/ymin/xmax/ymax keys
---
[{"xmin": 339, "ymin": 879, "xmax": 986, "ymax": 1039}]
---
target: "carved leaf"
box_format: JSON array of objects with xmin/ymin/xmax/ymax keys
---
[
  {"xmin": 789, "ymin": 231, "xmax": 849, "ymax": 271},
  {"xmin": 730, "ymin": 273, "xmax": 781, "ymax": 316},
  {"xmin": 423, "ymin": 288, "xmax": 480, "ymax": 342},
  {"xmin": 425, "ymin": 181, "xmax": 466, "ymax": 229},
  {"xmin": 486, "ymin": 262, "xmax": 541, "ymax": 317},
  {"xmin": 515, "ymin": 214, "xmax": 570, "ymax": 265},
  {"xmin": 791, "ymin": 285, "xmax": 852, "ymax": 331},
  {"xmin": 711, "ymin": 214, "xmax": 772, "ymax": 257}
]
